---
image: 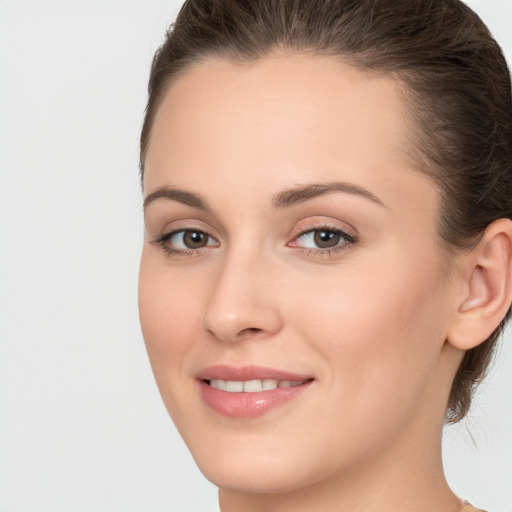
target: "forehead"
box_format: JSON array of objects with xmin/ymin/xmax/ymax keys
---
[{"xmin": 144, "ymin": 54, "xmax": 435, "ymax": 214}]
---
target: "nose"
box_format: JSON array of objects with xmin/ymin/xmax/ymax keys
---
[{"xmin": 203, "ymin": 250, "xmax": 283, "ymax": 343}]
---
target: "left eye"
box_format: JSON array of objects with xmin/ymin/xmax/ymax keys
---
[
  {"xmin": 292, "ymin": 228, "xmax": 352, "ymax": 249},
  {"xmin": 167, "ymin": 229, "xmax": 218, "ymax": 250}
]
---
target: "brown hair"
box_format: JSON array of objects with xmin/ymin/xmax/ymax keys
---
[{"xmin": 140, "ymin": 0, "xmax": 512, "ymax": 423}]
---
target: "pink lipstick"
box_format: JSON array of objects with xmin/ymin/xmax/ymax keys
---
[{"xmin": 196, "ymin": 365, "xmax": 314, "ymax": 418}]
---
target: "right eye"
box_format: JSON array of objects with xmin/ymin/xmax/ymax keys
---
[{"xmin": 156, "ymin": 229, "xmax": 219, "ymax": 255}]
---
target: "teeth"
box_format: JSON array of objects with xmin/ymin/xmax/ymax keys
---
[
  {"xmin": 262, "ymin": 379, "xmax": 278, "ymax": 390},
  {"xmin": 210, "ymin": 379, "xmax": 226, "ymax": 391},
  {"xmin": 278, "ymin": 380, "xmax": 304, "ymax": 388},
  {"xmin": 243, "ymin": 380, "xmax": 263, "ymax": 392},
  {"xmin": 225, "ymin": 380, "xmax": 243, "ymax": 392},
  {"xmin": 209, "ymin": 379, "xmax": 305, "ymax": 392}
]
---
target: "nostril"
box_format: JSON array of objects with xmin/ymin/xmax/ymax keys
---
[
  {"xmin": 235, "ymin": 327, "xmax": 269, "ymax": 340},
  {"xmin": 241, "ymin": 327, "xmax": 262, "ymax": 335}
]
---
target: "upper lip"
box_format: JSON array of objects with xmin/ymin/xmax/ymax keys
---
[{"xmin": 196, "ymin": 365, "xmax": 313, "ymax": 382}]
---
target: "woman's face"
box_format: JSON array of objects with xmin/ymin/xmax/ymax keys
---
[{"xmin": 139, "ymin": 55, "xmax": 461, "ymax": 495}]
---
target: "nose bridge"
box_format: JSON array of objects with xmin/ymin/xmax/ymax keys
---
[{"xmin": 203, "ymin": 242, "xmax": 282, "ymax": 343}]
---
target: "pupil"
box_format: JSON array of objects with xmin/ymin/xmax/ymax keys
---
[
  {"xmin": 314, "ymin": 230, "xmax": 340, "ymax": 248},
  {"xmin": 184, "ymin": 231, "xmax": 207, "ymax": 248}
]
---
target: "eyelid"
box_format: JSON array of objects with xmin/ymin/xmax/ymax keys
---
[
  {"xmin": 288, "ymin": 227, "xmax": 355, "ymax": 247},
  {"xmin": 152, "ymin": 229, "xmax": 219, "ymax": 258},
  {"xmin": 152, "ymin": 226, "xmax": 218, "ymax": 243},
  {"xmin": 150, "ymin": 218, "xmax": 357, "ymax": 258},
  {"xmin": 150, "ymin": 220, "xmax": 220, "ymax": 257},
  {"xmin": 287, "ymin": 217, "xmax": 357, "ymax": 241},
  {"xmin": 150, "ymin": 218, "xmax": 219, "ymax": 240},
  {"xmin": 168, "ymin": 229, "xmax": 219, "ymax": 247},
  {"xmin": 286, "ymin": 218, "xmax": 358, "ymax": 257}
]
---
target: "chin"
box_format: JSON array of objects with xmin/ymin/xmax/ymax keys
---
[
  {"xmin": 197, "ymin": 453, "xmax": 318, "ymax": 495},
  {"xmin": 180, "ymin": 422, "xmax": 344, "ymax": 497}
]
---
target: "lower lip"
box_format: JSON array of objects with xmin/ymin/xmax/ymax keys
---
[{"xmin": 198, "ymin": 380, "xmax": 313, "ymax": 418}]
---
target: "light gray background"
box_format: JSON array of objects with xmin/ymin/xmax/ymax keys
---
[{"xmin": 0, "ymin": 1, "xmax": 511, "ymax": 511}]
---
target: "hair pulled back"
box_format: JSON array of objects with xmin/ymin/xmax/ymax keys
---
[{"xmin": 140, "ymin": 0, "xmax": 512, "ymax": 423}]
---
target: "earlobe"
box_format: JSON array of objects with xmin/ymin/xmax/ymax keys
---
[{"xmin": 447, "ymin": 218, "xmax": 512, "ymax": 350}]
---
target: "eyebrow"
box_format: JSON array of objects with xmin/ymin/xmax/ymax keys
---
[
  {"xmin": 143, "ymin": 181, "xmax": 385, "ymax": 211},
  {"xmin": 272, "ymin": 182, "xmax": 386, "ymax": 209},
  {"xmin": 143, "ymin": 186, "xmax": 209, "ymax": 211}
]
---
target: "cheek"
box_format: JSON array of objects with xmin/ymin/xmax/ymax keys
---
[
  {"xmin": 138, "ymin": 251, "xmax": 203, "ymax": 379},
  {"xmin": 288, "ymin": 249, "xmax": 451, "ymax": 412}
]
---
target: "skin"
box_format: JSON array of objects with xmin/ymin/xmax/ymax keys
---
[{"xmin": 139, "ymin": 54, "xmax": 488, "ymax": 512}]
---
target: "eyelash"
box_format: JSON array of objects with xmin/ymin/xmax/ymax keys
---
[
  {"xmin": 153, "ymin": 229, "xmax": 219, "ymax": 257},
  {"xmin": 152, "ymin": 225, "xmax": 357, "ymax": 258},
  {"xmin": 290, "ymin": 225, "xmax": 357, "ymax": 256}
]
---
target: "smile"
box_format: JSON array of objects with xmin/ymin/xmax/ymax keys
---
[
  {"xmin": 208, "ymin": 378, "xmax": 309, "ymax": 392},
  {"xmin": 196, "ymin": 366, "xmax": 314, "ymax": 418}
]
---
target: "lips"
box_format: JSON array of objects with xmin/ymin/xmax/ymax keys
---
[{"xmin": 196, "ymin": 365, "xmax": 314, "ymax": 418}]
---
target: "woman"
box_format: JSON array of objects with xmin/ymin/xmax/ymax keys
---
[{"xmin": 138, "ymin": 1, "xmax": 512, "ymax": 511}]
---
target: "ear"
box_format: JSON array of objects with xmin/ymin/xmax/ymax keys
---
[{"xmin": 447, "ymin": 218, "xmax": 512, "ymax": 350}]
